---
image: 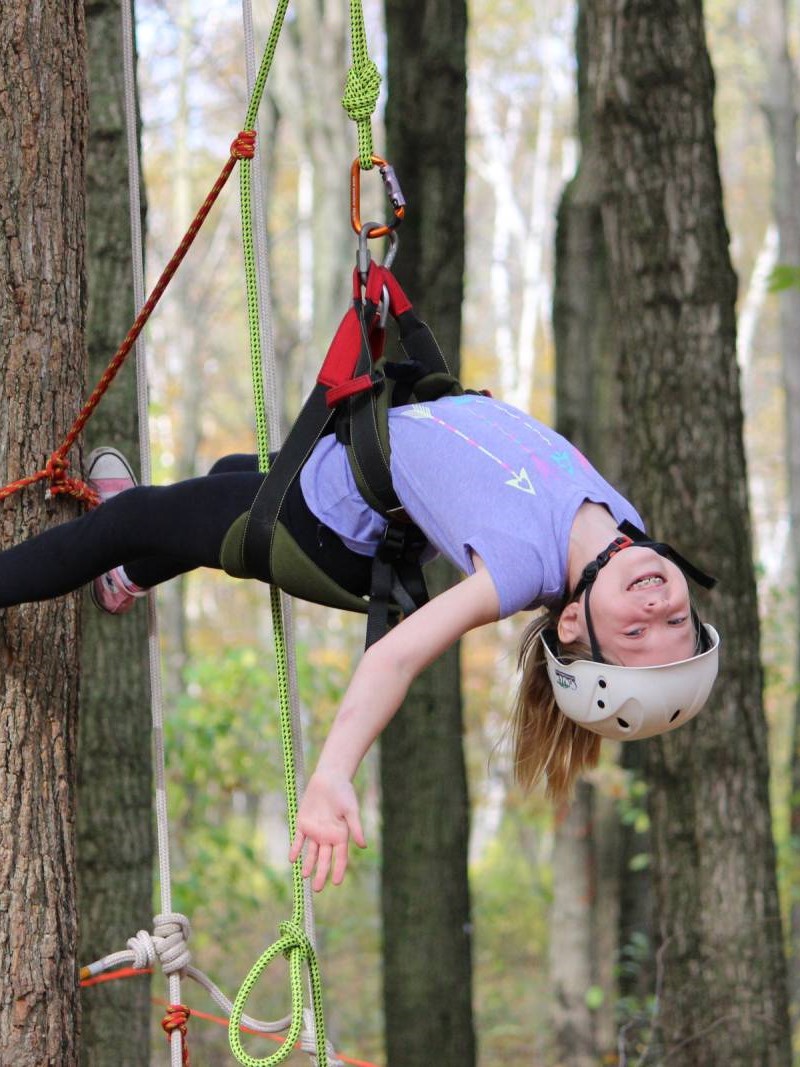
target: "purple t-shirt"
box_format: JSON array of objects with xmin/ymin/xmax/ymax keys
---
[{"xmin": 299, "ymin": 394, "xmax": 642, "ymax": 619}]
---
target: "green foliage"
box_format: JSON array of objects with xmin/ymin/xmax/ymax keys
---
[
  {"xmin": 618, "ymin": 775, "xmax": 651, "ymax": 835},
  {"xmin": 163, "ymin": 645, "xmax": 291, "ymax": 944},
  {"xmin": 585, "ymin": 984, "xmax": 605, "ymax": 1010},
  {"xmin": 768, "ymin": 264, "xmax": 800, "ymax": 293}
]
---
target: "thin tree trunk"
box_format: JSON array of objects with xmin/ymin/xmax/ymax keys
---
[
  {"xmin": 760, "ymin": 0, "xmax": 800, "ymax": 1023},
  {"xmin": 587, "ymin": 1, "xmax": 792, "ymax": 1062},
  {"xmin": 0, "ymin": 4, "xmax": 88, "ymax": 1063},
  {"xmin": 551, "ymin": 3, "xmax": 622, "ymax": 1057},
  {"xmin": 549, "ymin": 784, "xmax": 597, "ymax": 1067},
  {"xmin": 381, "ymin": 1, "xmax": 475, "ymax": 1063},
  {"xmin": 79, "ymin": 2, "xmax": 153, "ymax": 1063}
]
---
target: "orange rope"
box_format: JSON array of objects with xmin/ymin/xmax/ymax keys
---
[
  {"xmin": 80, "ymin": 968, "xmax": 383, "ymax": 1066},
  {"xmin": 0, "ymin": 130, "xmax": 257, "ymax": 509}
]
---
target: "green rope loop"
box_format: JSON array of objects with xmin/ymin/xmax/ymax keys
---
[
  {"xmin": 343, "ymin": 0, "xmax": 380, "ymax": 168},
  {"xmin": 228, "ymin": 3, "xmax": 330, "ymax": 1064}
]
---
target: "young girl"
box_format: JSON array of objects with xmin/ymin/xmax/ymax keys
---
[{"xmin": 0, "ymin": 392, "xmax": 719, "ymax": 890}]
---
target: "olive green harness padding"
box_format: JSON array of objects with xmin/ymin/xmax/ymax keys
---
[{"xmin": 220, "ymin": 512, "xmax": 370, "ymax": 615}]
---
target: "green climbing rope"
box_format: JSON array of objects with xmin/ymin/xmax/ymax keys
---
[
  {"xmin": 228, "ymin": 3, "xmax": 330, "ymax": 1065},
  {"xmin": 342, "ymin": 0, "xmax": 381, "ymax": 169}
]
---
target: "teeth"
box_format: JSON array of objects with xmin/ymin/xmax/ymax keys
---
[{"xmin": 630, "ymin": 575, "xmax": 664, "ymax": 590}]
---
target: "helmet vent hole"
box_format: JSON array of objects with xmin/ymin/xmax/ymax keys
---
[
  {"xmin": 598, "ymin": 679, "xmax": 607, "ymax": 689},
  {"xmin": 669, "ymin": 709, "xmax": 682, "ymax": 723},
  {"xmin": 597, "ymin": 700, "xmax": 606, "ymax": 710},
  {"xmin": 616, "ymin": 717, "xmax": 630, "ymax": 730}
]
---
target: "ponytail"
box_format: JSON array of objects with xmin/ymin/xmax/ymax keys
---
[{"xmin": 511, "ymin": 610, "xmax": 602, "ymax": 804}]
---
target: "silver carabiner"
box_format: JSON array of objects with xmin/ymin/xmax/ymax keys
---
[{"xmin": 357, "ymin": 224, "xmax": 400, "ymax": 286}]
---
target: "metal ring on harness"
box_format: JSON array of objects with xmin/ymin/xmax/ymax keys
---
[{"xmin": 357, "ymin": 225, "xmax": 399, "ymax": 323}]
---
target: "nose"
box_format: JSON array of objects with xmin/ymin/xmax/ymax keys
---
[{"xmin": 643, "ymin": 589, "xmax": 670, "ymax": 612}]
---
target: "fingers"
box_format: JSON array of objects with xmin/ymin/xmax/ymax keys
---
[
  {"xmin": 288, "ymin": 829, "xmax": 305, "ymax": 865},
  {"xmin": 312, "ymin": 845, "xmax": 333, "ymax": 893},
  {"xmin": 346, "ymin": 807, "xmax": 367, "ymax": 850},
  {"xmin": 331, "ymin": 841, "xmax": 349, "ymax": 886},
  {"xmin": 289, "ymin": 802, "xmax": 368, "ymax": 890}
]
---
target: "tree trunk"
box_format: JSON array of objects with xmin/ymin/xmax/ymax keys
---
[
  {"xmin": 381, "ymin": 1, "xmax": 476, "ymax": 1064},
  {"xmin": 551, "ymin": 4, "xmax": 625, "ymax": 1057},
  {"xmin": 0, "ymin": 4, "xmax": 88, "ymax": 1063},
  {"xmin": 760, "ymin": 0, "xmax": 800, "ymax": 1023},
  {"xmin": 548, "ymin": 784, "xmax": 596, "ymax": 1067},
  {"xmin": 79, "ymin": 2, "xmax": 153, "ymax": 1063},
  {"xmin": 587, "ymin": 1, "xmax": 792, "ymax": 1062}
]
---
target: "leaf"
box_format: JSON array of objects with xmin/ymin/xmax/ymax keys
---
[
  {"xmin": 767, "ymin": 264, "xmax": 800, "ymax": 293},
  {"xmin": 585, "ymin": 985, "xmax": 605, "ymax": 1010}
]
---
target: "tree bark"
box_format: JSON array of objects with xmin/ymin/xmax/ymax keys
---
[
  {"xmin": 78, "ymin": 2, "xmax": 153, "ymax": 1063},
  {"xmin": 381, "ymin": 1, "xmax": 476, "ymax": 1064},
  {"xmin": 0, "ymin": 4, "xmax": 88, "ymax": 1063},
  {"xmin": 587, "ymin": 1, "xmax": 792, "ymax": 1062}
]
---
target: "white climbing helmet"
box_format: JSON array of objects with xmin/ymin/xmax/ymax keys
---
[{"xmin": 542, "ymin": 624, "xmax": 720, "ymax": 741}]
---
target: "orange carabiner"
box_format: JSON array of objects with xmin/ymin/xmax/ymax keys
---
[{"xmin": 350, "ymin": 155, "xmax": 406, "ymax": 238}]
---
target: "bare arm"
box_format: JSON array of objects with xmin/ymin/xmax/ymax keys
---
[{"xmin": 289, "ymin": 557, "xmax": 500, "ymax": 889}]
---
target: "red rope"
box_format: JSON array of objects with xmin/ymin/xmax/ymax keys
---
[
  {"xmin": 0, "ymin": 130, "xmax": 257, "ymax": 509},
  {"xmin": 162, "ymin": 1003, "xmax": 191, "ymax": 1067},
  {"xmin": 80, "ymin": 968, "xmax": 384, "ymax": 1066}
]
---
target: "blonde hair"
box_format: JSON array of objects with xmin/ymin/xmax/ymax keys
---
[{"xmin": 511, "ymin": 609, "xmax": 602, "ymax": 805}]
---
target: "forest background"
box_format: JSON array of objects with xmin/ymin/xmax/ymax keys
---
[{"xmin": 4, "ymin": 0, "xmax": 797, "ymax": 1063}]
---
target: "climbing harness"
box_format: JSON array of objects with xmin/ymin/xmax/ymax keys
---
[{"xmin": 220, "ymin": 235, "xmax": 469, "ymax": 647}]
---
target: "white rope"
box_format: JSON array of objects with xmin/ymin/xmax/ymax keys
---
[
  {"xmin": 119, "ymin": 3, "xmax": 183, "ymax": 1064},
  {"xmin": 83, "ymin": 912, "xmax": 293, "ymax": 1036}
]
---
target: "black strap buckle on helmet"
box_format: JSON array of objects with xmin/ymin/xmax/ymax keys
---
[{"xmin": 570, "ymin": 521, "xmax": 717, "ymax": 664}]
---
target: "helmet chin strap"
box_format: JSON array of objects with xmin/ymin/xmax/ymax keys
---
[{"xmin": 569, "ymin": 522, "xmax": 717, "ymax": 664}]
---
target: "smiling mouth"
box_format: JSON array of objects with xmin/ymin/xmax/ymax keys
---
[{"xmin": 628, "ymin": 574, "xmax": 665, "ymax": 591}]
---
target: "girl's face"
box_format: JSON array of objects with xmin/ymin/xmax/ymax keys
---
[{"xmin": 558, "ymin": 547, "xmax": 696, "ymax": 667}]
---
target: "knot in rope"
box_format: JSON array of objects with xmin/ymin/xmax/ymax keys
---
[
  {"xmin": 341, "ymin": 60, "xmax": 381, "ymax": 124},
  {"xmin": 152, "ymin": 912, "xmax": 192, "ymax": 975},
  {"xmin": 127, "ymin": 929, "xmax": 158, "ymax": 970},
  {"xmin": 162, "ymin": 1003, "xmax": 191, "ymax": 1067},
  {"xmin": 44, "ymin": 451, "xmax": 101, "ymax": 507},
  {"xmin": 231, "ymin": 129, "xmax": 257, "ymax": 160},
  {"xmin": 279, "ymin": 919, "xmax": 314, "ymax": 963}
]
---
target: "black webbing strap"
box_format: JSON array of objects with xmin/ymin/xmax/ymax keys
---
[
  {"xmin": 617, "ymin": 520, "xmax": 717, "ymax": 590},
  {"xmin": 346, "ymin": 303, "xmax": 454, "ymax": 520},
  {"xmin": 364, "ymin": 521, "xmax": 430, "ymax": 649},
  {"xmin": 240, "ymin": 382, "xmax": 335, "ymax": 576}
]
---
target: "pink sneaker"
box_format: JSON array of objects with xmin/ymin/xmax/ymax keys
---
[
  {"xmin": 85, "ymin": 446, "xmax": 137, "ymax": 503},
  {"xmin": 90, "ymin": 565, "xmax": 145, "ymax": 615},
  {"xmin": 85, "ymin": 447, "xmax": 145, "ymax": 615}
]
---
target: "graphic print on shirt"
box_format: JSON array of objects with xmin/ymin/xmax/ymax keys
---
[{"xmin": 399, "ymin": 402, "xmax": 537, "ymax": 495}]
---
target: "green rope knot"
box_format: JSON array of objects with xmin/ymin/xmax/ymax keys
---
[
  {"xmin": 279, "ymin": 920, "xmax": 315, "ymax": 963},
  {"xmin": 341, "ymin": 59, "xmax": 381, "ymax": 123}
]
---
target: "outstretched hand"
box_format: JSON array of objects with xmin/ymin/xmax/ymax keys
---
[{"xmin": 289, "ymin": 771, "xmax": 367, "ymax": 891}]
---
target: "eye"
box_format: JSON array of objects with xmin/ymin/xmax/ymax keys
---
[
  {"xmin": 668, "ymin": 615, "xmax": 689, "ymax": 627},
  {"xmin": 624, "ymin": 627, "xmax": 645, "ymax": 637}
]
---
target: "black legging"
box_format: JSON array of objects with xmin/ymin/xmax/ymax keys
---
[{"xmin": 0, "ymin": 454, "xmax": 372, "ymax": 607}]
